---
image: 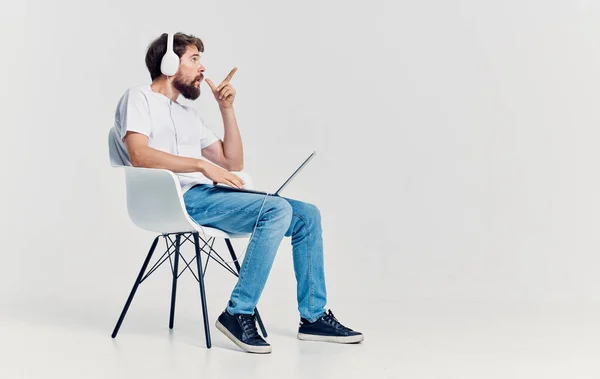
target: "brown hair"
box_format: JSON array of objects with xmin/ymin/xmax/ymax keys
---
[{"xmin": 145, "ymin": 32, "xmax": 204, "ymax": 81}]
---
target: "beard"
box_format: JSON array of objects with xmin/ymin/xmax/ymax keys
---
[{"xmin": 173, "ymin": 73, "xmax": 202, "ymax": 100}]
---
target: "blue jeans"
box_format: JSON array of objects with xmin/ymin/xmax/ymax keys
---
[{"xmin": 183, "ymin": 184, "xmax": 327, "ymax": 322}]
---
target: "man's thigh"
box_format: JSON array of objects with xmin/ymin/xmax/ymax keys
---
[{"xmin": 183, "ymin": 184, "xmax": 282, "ymax": 234}]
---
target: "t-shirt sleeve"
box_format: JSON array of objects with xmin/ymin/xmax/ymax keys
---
[
  {"xmin": 201, "ymin": 122, "xmax": 220, "ymax": 148},
  {"xmin": 192, "ymin": 109, "xmax": 220, "ymax": 149},
  {"xmin": 116, "ymin": 89, "xmax": 152, "ymax": 141}
]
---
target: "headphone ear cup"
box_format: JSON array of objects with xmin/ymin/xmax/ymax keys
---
[
  {"xmin": 161, "ymin": 51, "xmax": 179, "ymax": 76},
  {"xmin": 160, "ymin": 33, "xmax": 179, "ymax": 76}
]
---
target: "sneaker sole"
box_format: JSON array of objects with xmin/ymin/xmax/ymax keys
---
[
  {"xmin": 215, "ymin": 320, "xmax": 272, "ymax": 354},
  {"xmin": 297, "ymin": 332, "xmax": 364, "ymax": 344}
]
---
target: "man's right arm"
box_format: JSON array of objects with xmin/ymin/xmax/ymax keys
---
[
  {"xmin": 124, "ymin": 131, "xmax": 245, "ymax": 188},
  {"xmin": 125, "ymin": 131, "xmax": 204, "ymax": 172}
]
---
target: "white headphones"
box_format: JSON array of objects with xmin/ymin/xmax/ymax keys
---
[{"xmin": 160, "ymin": 33, "xmax": 179, "ymax": 77}]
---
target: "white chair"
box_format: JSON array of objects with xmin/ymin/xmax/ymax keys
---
[{"xmin": 108, "ymin": 128, "xmax": 267, "ymax": 348}]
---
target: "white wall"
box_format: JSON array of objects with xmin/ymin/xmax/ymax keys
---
[{"xmin": 1, "ymin": 0, "xmax": 599, "ymax": 318}]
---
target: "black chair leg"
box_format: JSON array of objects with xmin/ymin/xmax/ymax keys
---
[
  {"xmin": 225, "ymin": 238, "xmax": 268, "ymax": 338},
  {"xmin": 112, "ymin": 236, "xmax": 160, "ymax": 338},
  {"xmin": 194, "ymin": 232, "xmax": 212, "ymax": 348},
  {"xmin": 168, "ymin": 235, "xmax": 181, "ymax": 329}
]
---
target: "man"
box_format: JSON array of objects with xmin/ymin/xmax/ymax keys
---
[{"xmin": 112, "ymin": 32, "xmax": 363, "ymax": 354}]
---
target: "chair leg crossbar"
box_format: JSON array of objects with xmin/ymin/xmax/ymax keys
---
[{"xmin": 111, "ymin": 232, "xmax": 267, "ymax": 348}]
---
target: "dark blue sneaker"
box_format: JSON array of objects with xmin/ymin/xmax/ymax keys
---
[
  {"xmin": 298, "ymin": 310, "xmax": 364, "ymax": 344},
  {"xmin": 215, "ymin": 310, "xmax": 272, "ymax": 354}
]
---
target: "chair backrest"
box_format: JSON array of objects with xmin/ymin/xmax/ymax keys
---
[{"xmin": 108, "ymin": 128, "xmax": 197, "ymax": 234}]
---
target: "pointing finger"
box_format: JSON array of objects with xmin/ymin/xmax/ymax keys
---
[{"xmin": 224, "ymin": 67, "xmax": 238, "ymax": 83}]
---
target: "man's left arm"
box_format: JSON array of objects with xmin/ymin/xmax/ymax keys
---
[{"xmin": 201, "ymin": 68, "xmax": 244, "ymax": 171}]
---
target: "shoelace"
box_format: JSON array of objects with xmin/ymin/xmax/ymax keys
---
[
  {"xmin": 238, "ymin": 315, "xmax": 260, "ymax": 339},
  {"xmin": 321, "ymin": 310, "xmax": 352, "ymax": 332}
]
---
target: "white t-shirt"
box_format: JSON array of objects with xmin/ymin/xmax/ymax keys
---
[{"xmin": 112, "ymin": 84, "xmax": 220, "ymax": 193}]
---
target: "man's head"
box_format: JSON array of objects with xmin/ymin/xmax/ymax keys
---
[{"xmin": 145, "ymin": 32, "xmax": 206, "ymax": 100}]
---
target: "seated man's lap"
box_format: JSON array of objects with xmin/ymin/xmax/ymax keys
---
[{"xmin": 183, "ymin": 184, "xmax": 294, "ymax": 234}]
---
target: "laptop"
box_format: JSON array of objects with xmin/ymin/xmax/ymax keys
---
[{"xmin": 215, "ymin": 151, "xmax": 316, "ymax": 196}]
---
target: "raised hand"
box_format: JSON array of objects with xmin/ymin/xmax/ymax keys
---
[{"xmin": 205, "ymin": 68, "xmax": 237, "ymax": 109}]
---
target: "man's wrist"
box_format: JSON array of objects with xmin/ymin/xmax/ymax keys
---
[
  {"xmin": 219, "ymin": 105, "xmax": 235, "ymax": 113},
  {"xmin": 196, "ymin": 159, "xmax": 207, "ymax": 173}
]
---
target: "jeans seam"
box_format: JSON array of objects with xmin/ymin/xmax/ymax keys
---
[
  {"xmin": 186, "ymin": 204, "xmax": 283, "ymax": 228},
  {"xmin": 184, "ymin": 189, "xmax": 280, "ymax": 217},
  {"xmin": 186, "ymin": 207, "xmax": 271, "ymax": 216},
  {"xmin": 293, "ymin": 212, "xmax": 314, "ymax": 318},
  {"xmin": 229, "ymin": 217, "xmax": 263, "ymax": 310}
]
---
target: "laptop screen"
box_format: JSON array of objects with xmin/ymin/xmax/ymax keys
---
[{"xmin": 275, "ymin": 151, "xmax": 316, "ymax": 195}]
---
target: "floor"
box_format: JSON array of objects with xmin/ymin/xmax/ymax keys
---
[{"xmin": 1, "ymin": 296, "xmax": 599, "ymax": 379}]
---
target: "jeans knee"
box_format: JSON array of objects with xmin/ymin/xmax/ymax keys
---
[
  {"xmin": 305, "ymin": 203, "xmax": 321, "ymax": 222},
  {"xmin": 268, "ymin": 197, "xmax": 293, "ymax": 226},
  {"xmin": 298, "ymin": 202, "xmax": 321, "ymax": 227}
]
